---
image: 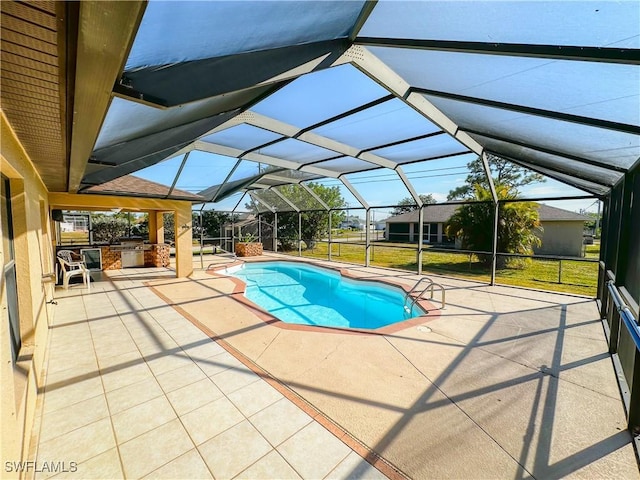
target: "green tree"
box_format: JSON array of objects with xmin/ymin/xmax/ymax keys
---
[
  {"xmin": 447, "ymin": 154, "xmax": 545, "ymax": 201},
  {"xmin": 163, "ymin": 212, "xmax": 175, "ymax": 243},
  {"xmin": 280, "ymin": 183, "xmax": 346, "ymax": 249},
  {"xmin": 582, "ymin": 210, "xmax": 601, "ymax": 237},
  {"xmin": 445, "ymin": 184, "xmax": 542, "ymax": 268},
  {"xmin": 91, "ymin": 216, "xmax": 128, "ymax": 243},
  {"xmin": 391, "ymin": 194, "xmax": 436, "ymax": 216},
  {"xmin": 131, "ymin": 213, "xmax": 149, "ymax": 238},
  {"xmin": 247, "ymin": 183, "xmax": 346, "ymax": 249},
  {"xmin": 192, "ymin": 211, "xmax": 230, "ymax": 238},
  {"xmin": 91, "ymin": 211, "xmax": 149, "ymax": 240}
]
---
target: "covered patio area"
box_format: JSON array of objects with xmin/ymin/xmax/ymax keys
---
[{"xmin": 33, "ymin": 257, "xmax": 638, "ymax": 478}]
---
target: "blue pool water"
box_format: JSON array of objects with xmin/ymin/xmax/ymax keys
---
[{"xmin": 228, "ymin": 262, "xmax": 424, "ymax": 329}]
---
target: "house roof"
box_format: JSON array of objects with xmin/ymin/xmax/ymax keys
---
[
  {"xmin": 386, "ymin": 204, "xmax": 461, "ymax": 224},
  {"xmin": 536, "ymin": 204, "xmax": 590, "ymax": 222},
  {"xmin": 84, "ymin": 175, "xmax": 205, "ymax": 202},
  {"xmin": 385, "ymin": 203, "xmax": 589, "ymax": 224}
]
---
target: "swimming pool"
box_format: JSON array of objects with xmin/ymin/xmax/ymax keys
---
[{"xmin": 227, "ymin": 261, "xmax": 425, "ymax": 329}]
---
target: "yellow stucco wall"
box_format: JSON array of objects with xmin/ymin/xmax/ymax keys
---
[
  {"xmin": 1, "ymin": 111, "xmax": 194, "ymax": 477},
  {"xmin": 1, "ymin": 112, "xmax": 54, "ymax": 477}
]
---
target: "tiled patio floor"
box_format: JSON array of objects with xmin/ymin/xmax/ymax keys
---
[
  {"xmin": 31, "ymin": 256, "xmax": 639, "ymax": 479},
  {"xmin": 32, "ymin": 267, "xmax": 388, "ymax": 479}
]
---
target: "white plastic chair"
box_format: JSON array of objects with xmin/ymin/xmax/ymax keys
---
[{"xmin": 57, "ymin": 250, "xmax": 90, "ymax": 291}]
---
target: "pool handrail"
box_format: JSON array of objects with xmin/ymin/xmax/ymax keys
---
[
  {"xmin": 404, "ymin": 276, "xmax": 446, "ymax": 310},
  {"xmin": 409, "ymin": 282, "xmax": 446, "ymax": 311},
  {"xmin": 404, "ymin": 277, "xmax": 434, "ymax": 307}
]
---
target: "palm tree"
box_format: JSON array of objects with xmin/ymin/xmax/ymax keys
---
[{"xmin": 445, "ymin": 184, "xmax": 542, "ymax": 268}]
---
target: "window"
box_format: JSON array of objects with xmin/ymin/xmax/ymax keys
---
[
  {"xmin": 2, "ymin": 175, "xmax": 21, "ymax": 362},
  {"xmin": 429, "ymin": 223, "xmax": 439, "ymax": 244}
]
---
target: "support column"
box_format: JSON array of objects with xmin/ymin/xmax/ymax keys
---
[
  {"xmin": 274, "ymin": 212, "xmax": 278, "ymax": 253},
  {"xmin": 174, "ymin": 204, "xmax": 193, "ymax": 278},
  {"xmin": 199, "ymin": 209, "xmax": 204, "ymax": 270},
  {"xmin": 148, "ymin": 210, "xmax": 165, "ymax": 244},
  {"xmin": 231, "ymin": 218, "xmax": 236, "ymax": 251},
  {"xmin": 491, "ymin": 202, "xmax": 499, "ymax": 285},
  {"xmin": 418, "ymin": 207, "xmax": 424, "ymax": 275},
  {"xmin": 365, "ymin": 208, "xmax": 371, "ymax": 267},
  {"xmin": 328, "ymin": 210, "xmax": 332, "ymax": 261},
  {"xmin": 598, "ymin": 196, "xmax": 611, "ymax": 319},
  {"xmin": 481, "ymin": 152, "xmax": 499, "ymax": 286},
  {"xmin": 298, "ymin": 212, "xmax": 302, "ymax": 257}
]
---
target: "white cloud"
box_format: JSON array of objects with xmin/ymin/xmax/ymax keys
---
[{"xmin": 431, "ymin": 192, "xmax": 449, "ymax": 203}]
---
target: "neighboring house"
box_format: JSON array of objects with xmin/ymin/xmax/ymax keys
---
[
  {"xmin": 374, "ymin": 220, "xmax": 387, "ymax": 231},
  {"xmin": 386, "ymin": 204, "xmax": 459, "ymax": 245},
  {"xmin": 385, "ymin": 203, "xmax": 589, "ymax": 257},
  {"xmin": 339, "ymin": 215, "xmax": 364, "ymax": 230},
  {"xmin": 532, "ymin": 205, "xmax": 590, "ymax": 257}
]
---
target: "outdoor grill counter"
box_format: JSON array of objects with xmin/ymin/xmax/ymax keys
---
[
  {"xmin": 111, "ymin": 237, "xmax": 146, "ymax": 268},
  {"xmin": 102, "ymin": 240, "xmax": 170, "ymax": 269},
  {"xmin": 56, "ymin": 240, "xmax": 170, "ymax": 271}
]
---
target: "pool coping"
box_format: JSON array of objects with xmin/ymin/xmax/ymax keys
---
[{"xmin": 205, "ymin": 257, "xmax": 441, "ymax": 336}]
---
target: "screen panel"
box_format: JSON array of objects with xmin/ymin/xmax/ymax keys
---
[
  {"xmin": 274, "ymin": 184, "xmax": 326, "ymax": 211},
  {"xmin": 360, "ymin": 1, "xmax": 639, "ymax": 48},
  {"xmin": 372, "ymin": 47, "xmax": 640, "ymax": 127},
  {"xmin": 311, "ymin": 178, "xmax": 363, "ymax": 208},
  {"xmin": 342, "ymin": 170, "xmax": 414, "ymax": 207},
  {"xmin": 175, "ymin": 152, "xmax": 240, "ymax": 195},
  {"xmin": 423, "ymin": 94, "xmax": 640, "ymax": 169},
  {"xmin": 471, "ymin": 134, "xmax": 624, "ymax": 188},
  {"xmin": 127, "ymin": 0, "xmax": 365, "ymax": 69},
  {"xmin": 312, "ymin": 98, "xmax": 441, "ymax": 150},
  {"xmin": 200, "ymin": 125, "xmax": 282, "ymax": 152},
  {"xmin": 310, "ymin": 157, "xmax": 380, "ymax": 174},
  {"xmin": 251, "ymin": 64, "xmax": 390, "ymax": 128},
  {"xmin": 370, "ymin": 133, "xmax": 469, "ymax": 164},
  {"xmin": 95, "ymin": 96, "xmax": 247, "ymax": 151},
  {"xmin": 259, "ymin": 139, "xmax": 340, "ymax": 164},
  {"xmin": 132, "ymin": 154, "xmax": 185, "ymax": 187},
  {"xmin": 400, "ymin": 153, "xmax": 480, "ymax": 204}
]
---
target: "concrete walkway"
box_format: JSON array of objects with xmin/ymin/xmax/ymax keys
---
[
  {"xmin": 32, "ymin": 267, "xmax": 390, "ymax": 479},
  {"xmin": 163, "ymin": 254, "xmax": 639, "ymax": 479},
  {"xmin": 31, "ymin": 255, "xmax": 639, "ymax": 479}
]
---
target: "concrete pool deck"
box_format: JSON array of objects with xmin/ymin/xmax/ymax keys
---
[{"xmin": 32, "ymin": 254, "xmax": 639, "ymax": 479}]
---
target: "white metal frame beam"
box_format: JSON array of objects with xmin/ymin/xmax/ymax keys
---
[
  {"xmin": 340, "ymin": 176, "xmax": 369, "ymax": 209},
  {"xmin": 395, "ymin": 166, "xmax": 423, "ymax": 208},
  {"xmin": 339, "ymin": 45, "xmax": 484, "ymax": 156},
  {"xmin": 248, "ymin": 192, "xmax": 276, "ymax": 213},
  {"xmin": 300, "ymin": 182, "xmax": 330, "ymax": 211},
  {"xmin": 270, "ymin": 187, "xmax": 300, "ymax": 212}
]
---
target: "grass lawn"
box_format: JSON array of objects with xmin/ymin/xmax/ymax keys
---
[
  {"xmin": 60, "ymin": 231, "xmax": 89, "ymax": 245},
  {"xmin": 293, "ymin": 241, "xmax": 599, "ymax": 297}
]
